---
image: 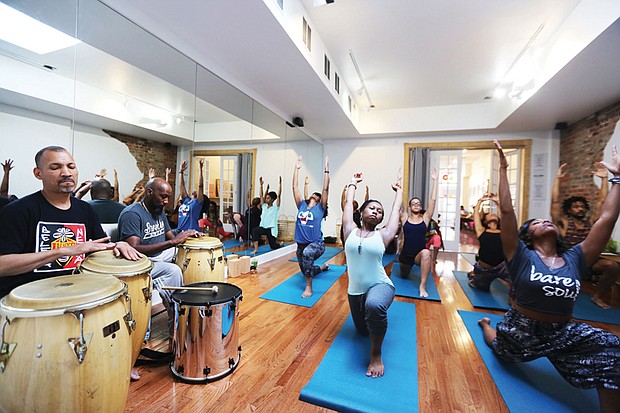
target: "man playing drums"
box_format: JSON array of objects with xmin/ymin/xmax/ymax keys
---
[{"xmin": 0, "ymin": 146, "xmax": 141, "ymax": 298}]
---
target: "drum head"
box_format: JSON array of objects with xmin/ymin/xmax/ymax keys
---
[
  {"xmin": 2, "ymin": 274, "xmax": 125, "ymax": 311},
  {"xmin": 179, "ymin": 236, "xmax": 223, "ymax": 250},
  {"xmin": 80, "ymin": 250, "xmax": 153, "ymax": 277},
  {"xmin": 171, "ymin": 282, "xmax": 242, "ymax": 306}
]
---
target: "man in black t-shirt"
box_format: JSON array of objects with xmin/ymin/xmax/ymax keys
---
[{"xmin": 0, "ymin": 146, "xmax": 140, "ymax": 298}]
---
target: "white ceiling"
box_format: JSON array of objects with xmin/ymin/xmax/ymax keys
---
[{"xmin": 30, "ymin": 0, "xmax": 620, "ymax": 141}]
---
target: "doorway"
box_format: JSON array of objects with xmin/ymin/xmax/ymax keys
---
[{"xmin": 404, "ymin": 140, "xmax": 530, "ymax": 253}]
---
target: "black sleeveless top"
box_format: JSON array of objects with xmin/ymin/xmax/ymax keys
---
[{"xmin": 478, "ymin": 231, "xmax": 504, "ymax": 266}]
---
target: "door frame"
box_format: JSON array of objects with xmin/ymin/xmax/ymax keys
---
[{"xmin": 403, "ymin": 140, "xmax": 531, "ymax": 225}]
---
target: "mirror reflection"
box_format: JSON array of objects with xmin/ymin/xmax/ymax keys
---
[{"xmin": 0, "ymin": 0, "xmax": 324, "ymax": 242}]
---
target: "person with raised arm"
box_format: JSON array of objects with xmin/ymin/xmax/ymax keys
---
[
  {"xmin": 292, "ymin": 155, "xmax": 330, "ymax": 298},
  {"xmin": 250, "ymin": 176, "xmax": 282, "ymax": 254},
  {"xmin": 342, "ymin": 170, "xmax": 402, "ymax": 378},
  {"xmin": 478, "ymin": 140, "xmax": 620, "ymax": 413},
  {"xmin": 398, "ymin": 167, "xmax": 438, "ymax": 297},
  {"xmin": 176, "ymin": 159, "xmax": 205, "ymax": 231},
  {"xmin": 550, "ymin": 162, "xmax": 619, "ymax": 309}
]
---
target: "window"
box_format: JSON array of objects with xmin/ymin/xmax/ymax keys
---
[
  {"xmin": 324, "ymin": 54, "xmax": 330, "ymax": 80},
  {"xmin": 348, "ymin": 95, "xmax": 352, "ymax": 112},
  {"xmin": 276, "ymin": 0, "xmax": 284, "ymax": 10},
  {"xmin": 335, "ymin": 72, "xmax": 340, "ymax": 94},
  {"xmin": 302, "ymin": 18, "xmax": 311, "ymax": 51}
]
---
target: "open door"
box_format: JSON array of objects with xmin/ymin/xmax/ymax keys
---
[
  {"xmin": 430, "ymin": 150, "xmax": 462, "ymax": 251},
  {"xmin": 490, "ymin": 148, "xmax": 520, "ymax": 217}
]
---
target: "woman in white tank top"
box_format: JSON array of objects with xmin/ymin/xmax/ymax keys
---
[{"xmin": 342, "ymin": 170, "xmax": 403, "ymax": 378}]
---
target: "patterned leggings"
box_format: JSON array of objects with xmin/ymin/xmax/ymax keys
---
[
  {"xmin": 492, "ymin": 308, "xmax": 620, "ymax": 390},
  {"xmin": 296, "ymin": 241, "xmax": 326, "ymax": 278}
]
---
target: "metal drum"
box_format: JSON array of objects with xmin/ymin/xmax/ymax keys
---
[
  {"xmin": 0, "ymin": 274, "xmax": 133, "ymax": 413},
  {"xmin": 176, "ymin": 237, "xmax": 225, "ymax": 284},
  {"xmin": 79, "ymin": 250, "xmax": 153, "ymax": 367},
  {"xmin": 170, "ymin": 282, "xmax": 242, "ymax": 383}
]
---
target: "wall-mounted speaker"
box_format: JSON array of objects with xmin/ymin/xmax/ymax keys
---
[
  {"xmin": 292, "ymin": 117, "xmax": 304, "ymax": 127},
  {"xmin": 554, "ymin": 122, "xmax": 568, "ymax": 130}
]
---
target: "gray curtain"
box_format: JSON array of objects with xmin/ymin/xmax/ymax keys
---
[
  {"xmin": 236, "ymin": 152, "xmax": 253, "ymax": 213},
  {"xmin": 409, "ymin": 147, "xmax": 429, "ymax": 204}
]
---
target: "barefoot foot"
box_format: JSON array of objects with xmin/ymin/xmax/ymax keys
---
[
  {"xmin": 478, "ymin": 317, "xmax": 491, "ymax": 327},
  {"xmin": 320, "ymin": 264, "xmax": 329, "ymax": 272},
  {"xmin": 130, "ymin": 368, "xmax": 141, "ymax": 381},
  {"xmin": 419, "ymin": 288, "xmax": 429, "ymax": 298},
  {"xmin": 301, "ymin": 286, "xmax": 313, "ymax": 298},
  {"xmin": 366, "ymin": 354, "xmax": 385, "ymax": 378},
  {"xmin": 591, "ymin": 296, "xmax": 611, "ymax": 310}
]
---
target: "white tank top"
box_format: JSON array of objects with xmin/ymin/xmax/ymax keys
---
[{"xmin": 344, "ymin": 230, "xmax": 393, "ymax": 295}]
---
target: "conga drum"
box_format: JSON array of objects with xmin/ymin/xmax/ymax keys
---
[
  {"xmin": 79, "ymin": 250, "xmax": 153, "ymax": 367},
  {"xmin": 170, "ymin": 282, "xmax": 242, "ymax": 383},
  {"xmin": 176, "ymin": 237, "xmax": 225, "ymax": 284},
  {"xmin": 0, "ymin": 274, "xmax": 133, "ymax": 413}
]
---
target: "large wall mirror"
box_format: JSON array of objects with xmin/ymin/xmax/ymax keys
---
[{"xmin": 0, "ymin": 0, "xmax": 323, "ymax": 233}]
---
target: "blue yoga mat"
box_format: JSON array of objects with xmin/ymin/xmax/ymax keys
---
[
  {"xmin": 382, "ymin": 253, "xmax": 398, "ymax": 267},
  {"xmin": 300, "ymin": 301, "xmax": 417, "ymax": 412},
  {"xmin": 453, "ymin": 270, "xmax": 620, "ymax": 324},
  {"xmin": 289, "ymin": 246, "xmax": 343, "ymax": 264},
  {"xmin": 259, "ymin": 265, "xmax": 347, "ymax": 307},
  {"xmin": 390, "ymin": 263, "xmax": 440, "ymax": 301},
  {"xmin": 222, "ymin": 238, "xmax": 244, "ymax": 249},
  {"xmin": 225, "ymin": 243, "xmax": 284, "ymax": 257},
  {"xmin": 458, "ymin": 310, "xmax": 598, "ymax": 413}
]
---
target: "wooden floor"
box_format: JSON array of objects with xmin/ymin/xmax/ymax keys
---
[{"xmin": 125, "ymin": 244, "xmax": 620, "ymax": 413}]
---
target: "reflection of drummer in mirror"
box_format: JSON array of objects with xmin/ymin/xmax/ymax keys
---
[{"xmin": 176, "ymin": 159, "xmax": 205, "ymax": 232}]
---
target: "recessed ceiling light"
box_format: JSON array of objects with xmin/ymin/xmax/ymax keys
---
[{"xmin": 0, "ymin": 3, "xmax": 80, "ymax": 54}]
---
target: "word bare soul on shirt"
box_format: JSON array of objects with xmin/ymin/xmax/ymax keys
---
[{"xmin": 529, "ymin": 265, "xmax": 580, "ymax": 300}]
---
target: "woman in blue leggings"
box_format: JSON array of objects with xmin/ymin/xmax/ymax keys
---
[{"xmin": 342, "ymin": 170, "xmax": 403, "ymax": 378}]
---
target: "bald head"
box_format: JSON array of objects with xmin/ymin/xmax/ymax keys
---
[
  {"xmin": 90, "ymin": 179, "xmax": 113, "ymax": 200},
  {"xmin": 144, "ymin": 177, "xmax": 172, "ymax": 216}
]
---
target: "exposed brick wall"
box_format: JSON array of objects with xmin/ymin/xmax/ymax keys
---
[
  {"xmin": 103, "ymin": 130, "xmax": 178, "ymax": 189},
  {"xmin": 559, "ymin": 100, "xmax": 620, "ymax": 200}
]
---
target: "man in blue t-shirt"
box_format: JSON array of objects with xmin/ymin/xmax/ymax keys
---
[
  {"xmin": 176, "ymin": 159, "xmax": 205, "ymax": 231},
  {"xmin": 0, "ymin": 146, "xmax": 140, "ymax": 298}
]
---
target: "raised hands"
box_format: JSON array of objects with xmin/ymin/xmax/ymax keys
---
[
  {"xmin": 2, "ymin": 159, "xmax": 14, "ymax": 173},
  {"xmin": 597, "ymin": 145, "xmax": 620, "ymax": 176},
  {"xmin": 494, "ymin": 140, "xmax": 508, "ymax": 169}
]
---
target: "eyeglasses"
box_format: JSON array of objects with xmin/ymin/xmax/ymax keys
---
[{"xmin": 410, "ymin": 202, "xmax": 422, "ymax": 206}]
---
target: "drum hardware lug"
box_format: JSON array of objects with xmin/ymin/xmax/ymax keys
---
[
  {"xmin": 228, "ymin": 358, "xmax": 235, "ymax": 368},
  {"xmin": 217, "ymin": 256, "xmax": 223, "ymax": 262},
  {"xmin": 238, "ymin": 345, "xmax": 242, "ymax": 353},
  {"xmin": 142, "ymin": 286, "xmax": 152, "ymax": 302},
  {"xmin": 0, "ymin": 317, "xmax": 16, "ymax": 373},
  {"xmin": 203, "ymin": 366, "xmax": 210, "ymax": 377},
  {"xmin": 123, "ymin": 293, "xmax": 136, "ymax": 332},
  {"xmin": 182, "ymin": 257, "xmax": 191, "ymax": 272},
  {"xmin": 209, "ymin": 258, "xmax": 216, "ymax": 271},
  {"xmin": 206, "ymin": 307, "xmax": 212, "ymax": 317},
  {"xmin": 67, "ymin": 312, "xmax": 93, "ymax": 364},
  {"xmin": 178, "ymin": 364, "xmax": 184, "ymax": 374}
]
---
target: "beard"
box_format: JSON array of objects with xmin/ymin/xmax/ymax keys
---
[{"xmin": 151, "ymin": 206, "xmax": 164, "ymax": 216}]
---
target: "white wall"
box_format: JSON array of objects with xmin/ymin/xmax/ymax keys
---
[{"xmin": 0, "ymin": 105, "xmax": 142, "ymax": 200}]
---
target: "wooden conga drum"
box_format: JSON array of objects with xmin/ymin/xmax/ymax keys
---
[
  {"xmin": 80, "ymin": 250, "xmax": 153, "ymax": 367},
  {"xmin": 176, "ymin": 237, "xmax": 225, "ymax": 284},
  {"xmin": 0, "ymin": 274, "xmax": 133, "ymax": 413}
]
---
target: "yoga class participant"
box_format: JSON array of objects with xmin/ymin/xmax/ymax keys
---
[
  {"xmin": 478, "ymin": 140, "xmax": 620, "ymax": 413},
  {"xmin": 342, "ymin": 170, "xmax": 402, "ymax": 378},
  {"xmin": 398, "ymin": 167, "xmax": 438, "ymax": 297},
  {"xmin": 467, "ymin": 193, "xmax": 509, "ymax": 290},
  {"xmin": 251, "ymin": 176, "xmax": 282, "ymax": 254},
  {"xmin": 292, "ymin": 155, "xmax": 330, "ymax": 298}
]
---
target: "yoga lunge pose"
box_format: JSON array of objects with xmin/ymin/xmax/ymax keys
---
[
  {"xmin": 342, "ymin": 170, "xmax": 402, "ymax": 378},
  {"xmin": 467, "ymin": 193, "xmax": 509, "ymax": 290},
  {"xmin": 292, "ymin": 155, "xmax": 330, "ymax": 298},
  {"xmin": 478, "ymin": 140, "xmax": 620, "ymax": 413},
  {"xmin": 398, "ymin": 167, "xmax": 438, "ymax": 297},
  {"xmin": 251, "ymin": 176, "xmax": 282, "ymax": 254},
  {"xmin": 551, "ymin": 162, "xmax": 619, "ymax": 309}
]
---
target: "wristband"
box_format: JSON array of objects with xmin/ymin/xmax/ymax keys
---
[
  {"xmin": 324, "ymin": 171, "xmax": 329, "ymax": 173},
  {"xmin": 609, "ymin": 177, "xmax": 620, "ymax": 185}
]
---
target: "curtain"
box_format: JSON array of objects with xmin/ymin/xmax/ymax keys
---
[
  {"xmin": 409, "ymin": 147, "xmax": 429, "ymax": 203},
  {"xmin": 236, "ymin": 152, "xmax": 252, "ymax": 213}
]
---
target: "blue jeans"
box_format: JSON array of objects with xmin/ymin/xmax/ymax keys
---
[{"xmin": 348, "ymin": 283, "xmax": 395, "ymax": 337}]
